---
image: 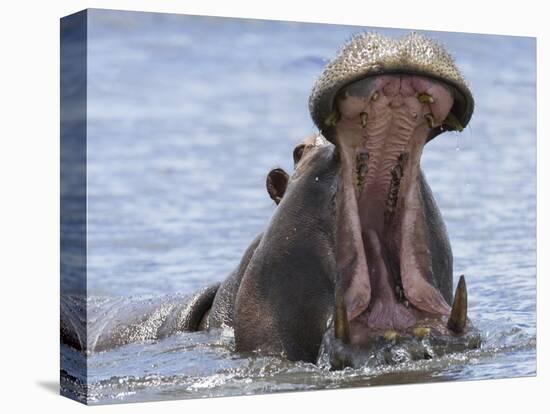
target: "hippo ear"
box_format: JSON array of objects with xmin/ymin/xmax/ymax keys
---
[
  {"xmin": 293, "ymin": 144, "xmax": 306, "ymax": 166},
  {"xmin": 266, "ymin": 168, "xmax": 289, "ymax": 205}
]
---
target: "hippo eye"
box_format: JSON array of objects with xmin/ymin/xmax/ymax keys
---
[{"xmin": 293, "ymin": 144, "xmax": 306, "ymax": 165}]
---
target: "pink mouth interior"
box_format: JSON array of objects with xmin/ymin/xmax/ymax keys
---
[{"xmin": 333, "ymin": 75, "xmax": 453, "ymax": 333}]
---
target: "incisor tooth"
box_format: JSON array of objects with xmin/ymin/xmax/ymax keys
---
[
  {"xmin": 324, "ymin": 110, "xmax": 340, "ymax": 127},
  {"xmin": 418, "ymin": 93, "xmax": 434, "ymax": 104},
  {"xmin": 412, "ymin": 327, "xmax": 431, "ymax": 338},
  {"xmin": 384, "ymin": 330, "xmax": 398, "ymax": 342},
  {"xmin": 425, "ymin": 113, "xmax": 435, "ymax": 129},
  {"xmin": 360, "ymin": 112, "xmax": 368, "ymax": 128}
]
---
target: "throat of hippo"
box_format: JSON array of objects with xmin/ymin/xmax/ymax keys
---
[{"xmin": 333, "ymin": 74, "xmax": 453, "ymax": 330}]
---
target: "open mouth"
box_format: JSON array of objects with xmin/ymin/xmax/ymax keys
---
[{"xmin": 325, "ymin": 74, "xmax": 467, "ymax": 344}]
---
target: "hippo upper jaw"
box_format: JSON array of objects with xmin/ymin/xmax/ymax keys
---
[{"xmin": 309, "ymin": 32, "xmax": 474, "ymax": 143}]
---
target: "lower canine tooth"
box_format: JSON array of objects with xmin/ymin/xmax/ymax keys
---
[
  {"xmin": 334, "ymin": 288, "xmax": 350, "ymax": 344},
  {"xmin": 447, "ymin": 275, "xmax": 468, "ymax": 334},
  {"xmin": 372, "ymin": 91, "xmax": 379, "ymax": 101}
]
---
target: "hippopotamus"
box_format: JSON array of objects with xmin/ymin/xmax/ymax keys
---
[
  {"xmin": 60, "ymin": 32, "xmax": 481, "ymax": 368},
  {"xmin": 182, "ymin": 32, "xmax": 481, "ymax": 368}
]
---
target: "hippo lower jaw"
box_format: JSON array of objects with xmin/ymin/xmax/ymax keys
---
[{"xmin": 326, "ymin": 73, "xmax": 470, "ymax": 349}]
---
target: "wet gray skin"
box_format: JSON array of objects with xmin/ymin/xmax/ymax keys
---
[{"xmin": 60, "ymin": 32, "xmax": 481, "ymax": 368}]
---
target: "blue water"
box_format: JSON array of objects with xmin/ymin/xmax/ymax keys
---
[{"xmin": 62, "ymin": 9, "xmax": 536, "ymax": 404}]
